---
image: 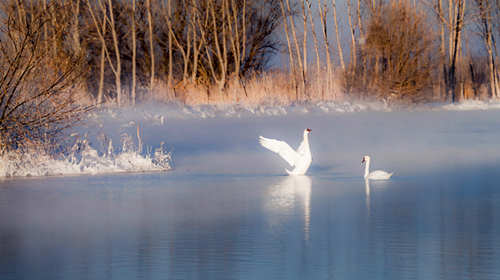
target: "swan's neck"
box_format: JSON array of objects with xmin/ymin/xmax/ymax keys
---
[
  {"xmin": 302, "ymin": 134, "xmax": 310, "ymax": 150},
  {"xmin": 364, "ymin": 158, "xmax": 370, "ymax": 178}
]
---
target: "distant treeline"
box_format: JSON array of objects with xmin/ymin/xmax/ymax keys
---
[
  {"xmin": 1, "ymin": 0, "xmax": 284, "ymax": 106},
  {"xmin": 284, "ymin": 0, "xmax": 500, "ymax": 103},
  {"xmin": 1, "ymin": 0, "xmax": 500, "ymax": 109}
]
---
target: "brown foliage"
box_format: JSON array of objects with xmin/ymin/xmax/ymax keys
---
[{"xmin": 346, "ymin": 1, "xmax": 440, "ymax": 102}]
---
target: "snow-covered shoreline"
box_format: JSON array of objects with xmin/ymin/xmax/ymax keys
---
[
  {"xmin": 0, "ymin": 140, "xmax": 172, "ymax": 178},
  {"xmin": 440, "ymin": 99, "xmax": 500, "ymax": 111}
]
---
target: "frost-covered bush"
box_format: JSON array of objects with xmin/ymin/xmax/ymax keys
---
[{"xmin": 0, "ymin": 133, "xmax": 171, "ymax": 178}]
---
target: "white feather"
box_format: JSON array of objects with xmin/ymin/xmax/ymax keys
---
[
  {"xmin": 259, "ymin": 136, "xmax": 299, "ymax": 167},
  {"xmin": 366, "ymin": 170, "xmax": 393, "ymax": 180},
  {"xmin": 259, "ymin": 129, "xmax": 312, "ymax": 175},
  {"xmin": 362, "ymin": 155, "xmax": 393, "ymax": 180}
]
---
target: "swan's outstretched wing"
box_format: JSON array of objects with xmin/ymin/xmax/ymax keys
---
[{"xmin": 259, "ymin": 136, "xmax": 299, "ymax": 167}]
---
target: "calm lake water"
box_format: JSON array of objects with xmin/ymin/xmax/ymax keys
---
[{"xmin": 1, "ymin": 110, "xmax": 500, "ymax": 279}]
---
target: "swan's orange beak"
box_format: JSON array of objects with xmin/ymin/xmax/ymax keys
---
[
  {"xmin": 361, "ymin": 158, "xmax": 365, "ymax": 164},
  {"xmin": 306, "ymin": 128, "xmax": 312, "ymax": 132}
]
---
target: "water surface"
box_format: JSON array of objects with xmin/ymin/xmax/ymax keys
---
[{"xmin": 1, "ymin": 110, "xmax": 500, "ymax": 279}]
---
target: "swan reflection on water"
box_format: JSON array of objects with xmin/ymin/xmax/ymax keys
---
[
  {"xmin": 365, "ymin": 178, "xmax": 392, "ymax": 215},
  {"xmin": 365, "ymin": 178, "xmax": 370, "ymax": 197},
  {"xmin": 365, "ymin": 179, "xmax": 370, "ymax": 214},
  {"xmin": 266, "ymin": 176, "xmax": 312, "ymax": 240}
]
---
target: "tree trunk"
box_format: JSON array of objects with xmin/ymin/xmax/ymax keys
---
[
  {"xmin": 49, "ymin": 3, "xmax": 57, "ymax": 58},
  {"xmin": 72, "ymin": 0, "xmax": 81, "ymax": 54},
  {"xmin": 131, "ymin": 0, "xmax": 137, "ymax": 105},
  {"xmin": 347, "ymin": 0, "xmax": 356, "ymax": 77},
  {"xmin": 285, "ymin": 0, "xmax": 305, "ymax": 99},
  {"xmin": 86, "ymin": 0, "xmax": 111, "ymax": 106},
  {"xmin": 437, "ymin": 0, "xmax": 446, "ymax": 100},
  {"xmin": 190, "ymin": 0, "xmax": 203, "ymax": 83},
  {"xmin": 167, "ymin": 0, "xmax": 173, "ymax": 89},
  {"xmin": 357, "ymin": 0, "xmax": 363, "ymax": 37},
  {"xmin": 448, "ymin": 0, "xmax": 464, "ymax": 102},
  {"xmin": 331, "ymin": 0, "xmax": 345, "ymax": 72},
  {"xmin": 97, "ymin": 11, "xmax": 107, "ymax": 106},
  {"xmin": 306, "ymin": 0, "xmax": 321, "ymax": 81},
  {"xmin": 301, "ymin": 0, "xmax": 308, "ymax": 77},
  {"xmin": 42, "ymin": 0, "xmax": 49, "ymax": 56},
  {"xmin": 241, "ymin": 0, "xmax": 247, "ymax": 77},
  {"xmin": 208, "ymin": 0, "xmax": 227, "ymax": 90},
  {"xmin": 107, "ymin": 0, "xmax": 122, "ymax": 106},
  {"xmin": 318, "ymin": 0, "xmax": 332, "ymax": 95},
  {"xmin": 226, "ymin": 0, "xmax": 241, "ymax": 79},
  {"xmin": 146, "ymin": 0, "xmax": 155, "ymax": 95},
  {"xmin": 476, "ymin": 0, "xmax": 498, "ymax": 98},
  {"xmin": 166, "ymin": 0, "xmax": 190, "ymax": 85},
  {"xmin": 279, "ymin": 0, "xmax": 295, "ymax": 76}
]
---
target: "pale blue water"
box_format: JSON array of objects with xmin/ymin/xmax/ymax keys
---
[{"xmin": 1, "ymin": 110, "xmax": 500, "ymax": 279}]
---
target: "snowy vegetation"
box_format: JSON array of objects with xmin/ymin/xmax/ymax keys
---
[{"xmin": 0, "ymin": 129, "xmax": 171, "ymax": 177}]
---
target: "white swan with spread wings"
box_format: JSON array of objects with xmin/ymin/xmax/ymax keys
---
[{"xmin": 259, "ymin": 128, "xmax": 312, "ymax": 176}]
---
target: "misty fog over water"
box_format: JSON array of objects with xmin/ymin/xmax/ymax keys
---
[
  {"xmin": 1, "ymin": 108, "xmax": 500, "ymax": 279},
  {"xmin": 159, "ymin": 109, "xmax": 500, "ymax": 177}
]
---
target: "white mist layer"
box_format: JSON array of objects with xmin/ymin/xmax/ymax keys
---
[
  {"xmin": 102, "ymin": 99, "xmax": 500, "ymax": 123},
  {"xmin": 3, "ymin": 100, "xmax": 500, "ymax": 178},
  {"xmin": 129, "ymin": 101, "xmax": 392, "ymax": 120}
]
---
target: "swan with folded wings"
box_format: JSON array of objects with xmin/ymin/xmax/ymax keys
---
[{"xmin": 362, "ymin": 155, "xmax": 393, "ymax": 180}]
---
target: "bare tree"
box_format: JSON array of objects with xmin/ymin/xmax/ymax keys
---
[
  {"xmin": 158, "ymin": 0, "xmax": 176, "ymax": 89},
  {"xmin": 207, "ymin": 0, "xmax": 229, "ymax": 90},
  {"xmin": 474, "ymin": 0, "xmax": 499, "ymax": 98},
  {"xmin": 165, "ymin": 0, "xmax": 191, "ymax": 85},
  {"xmin": 86, "ymin": 0, "xmax": 123, "ymax": 106},
  {"xmin": 435, "ymin": 0, "xmax": 447, "ymax": 99},
  {"xmin": 190, "ymin": 0, "xmax": 206, "ymax": 83},
  {"xmin": 167, "ymin": 0, "xmax": 173, "ymax": 88},
  {"xmin": 107, "ymin": 0, "xmax": 122, "ymax": 105},
  {"xmin": 305, "ymin": 0, "xmax": 321, "ymax": 77},
  {"xmin": 97, "ymin": 3, "xmax": 108, "ymax": 106},
  {"xmin": 331, "ymin": 0, "xmax": 345, "ymax": 72},
  {"xmin": 355, "ymin": 0, "xmax": 439, "ymax": 102},
  {"xmin": 280, "ymin": 0, "xmax": 296, "ymax": 77},
  {"xmin": 71, "ymin": 0, "xmax": 82, "ymax": 55},
  {"xmin": 301, "ymin": 0, "xmax": 309, "ymax": 76},
  {"xmin": 0, "ymin": 11, "xmax": 91, "ymax": 151},
  {"xmin": 285, "ymin": 0, "xmax": 306, "ymax": 98},
  {"xmin": 1, "ymin": 0, "xmax": 286, "ymax": 107},
  {"xmin": 447, "ymin": 0, "xmax": 465, "ymax": 102},
  {"xmin": 318, "ymin": 0, "xmax": 333, "ymax": 94},
  {"xmin": 347, "ymin": 0, "xmax": 357, "ymax": 76}
]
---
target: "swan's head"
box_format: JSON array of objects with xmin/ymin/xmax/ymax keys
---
[
  {"xmin": 361, "ymin": 155, "xmax": 370, "ymax": 164},
  {"xmin": 304, "ymin": 128, "xmax": 312, "ymax": 136}
]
